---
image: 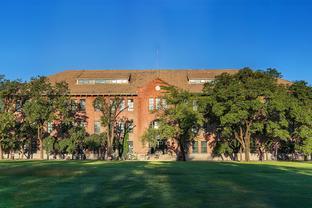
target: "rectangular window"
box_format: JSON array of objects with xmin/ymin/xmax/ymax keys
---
[
  {"xmin": 128, "ymin": 121, "xmax": 134, "ymax": 133},
  {"xmin": 118, "ymin": 121, "xmax": 125, "ymax": 133},
  {"xmin": 120, "ymin": 99, "xmax": 126, "ymax": 110},
  {"xmin": 201, "ymin": 141, "xmax": 207, "ymax": 153},
  {"xmin": 156, "ymin": 98, "xmax": 161, "ymax": 110},
  {"xmin": 192, "ymin": 100, "xmax": 198, "ymax": 111},
  {"xmin": 72, "ymin": 99, "xmax": 78, "ymax": 111},
  {"xmin": 192, "ymin": 141, "xmax": 198, "ymax": 153},
  {"xmin": 189, "ymin": 79, "xmax": 214, "ymax": 84},
  {"xmin": 77, "ymin": 79, "xmax": 129, "ymax": 85},
  {"xmin": 128, "ymin": 141, "xmax": 134, "ymax": 153},
  {"xmin": 80, "ymin": 121, "xmax": 87, "ymax": 128},
  {"xmin": 94, "ymin": 103, "xmax": 101, "ymax": 112},
  {"xmin": 79, "ymin": 99, "xmax": 86, "ymax": 112},
  {"xmin": 94, "ymin": 121, "xmax": 101, "ymax": 134},
  {"xmin": 162, "ymin": 99, "xmax": 167, "ymax": 109},
  {"xmin": 128, "ymin": 99, "xmax": 134, "ymax": 111},
  {"xmin": 149, "ymin": 98, "xmax": 154, "ymax": 111},
  {"xmin": 47, "ymin": 122, "xmax": 53, "ymax": 133},
  {"xmin": 15, "ymin": 100, "xmax": 22, "ymax": 112}
]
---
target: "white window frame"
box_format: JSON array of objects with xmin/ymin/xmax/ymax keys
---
[
  {"xmin": 149, "ymin": 98, "xmax": 154, "ymax": 111},
  {"xmin": 128, "ymin": 99, "xmax": 134, "ymax": 111}
]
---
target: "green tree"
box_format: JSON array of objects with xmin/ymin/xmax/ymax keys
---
[
  {"xmin": 0, "ymin": 112, "xmax": 15, "ymax": 159},
  {"xmin": 85, "ymin": 133, "xmax": 107, "ymax": 159},
  {"xmin": 252, "ymin": 85, "xmax": 291, "ymax": 160},
  {"xmin": 93, "ymin": 96, "xmax": 127, "ymax": 160},
  {"xmin": 24, "ymin": 77, "xmax": 53, "ymax": 160},
  {"xmin": 49, "ymin": 81, "xmax": 82, "ymax": 159},
  {"xmin": 0, "ymin": 76, "xmax": 26, "ymax": 159},
  {"xmin": 288, "ymin": 81, "xmax": 312, "ymax": 159},
  {"xmin": 114, "ymin": 117, "xmax": 134, "ymax": 159},
  {"xmin": 142, "ymin": 86, "xmax": 203, "ymax": 161},
  {"xmin": 203, "ymin": 68, "xmax": 281, "ymax": 161}
]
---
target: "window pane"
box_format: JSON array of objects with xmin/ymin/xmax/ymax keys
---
[
  {"xmin": 120, "ymin": 100, "xmax": 126, "ymax": 110},
  {"xmin": 192, "ymin": 100, "xmax": 198, "ymax": 111},
  {"xmin": 192, "ymin": 141, "xmax": 198, "ymax": 153},
  {"xmin": 162, "ymin": 99, "xmax": 167, "ymax": 109},
  {"xmin": 128, "ymin": 99, "xmax": 134, "ymax": 111},
  {"xmin": 128, "ymin": 141, "xmax": 134, "ymax": 153},
  {"xmin": 156, "ymin": 98, "xmax": 161, "ymax": 110},
  {"xmin": 47, "ymin": 122, "xmax": 53, "ymax": 133},
  {"xmin": 79, "ymin": 99, "xmax": 86, "ymax": 111},
  {"xmin": 149, "ymin": 98, "xmax": 154, "ymax": 111},
  {"xmin": 94, "ymin": 121, "xmax": 101, "ymax": 134},
  {"xmin": 201, "ymin": 141, "xmax": 207, "ymax": 153}
]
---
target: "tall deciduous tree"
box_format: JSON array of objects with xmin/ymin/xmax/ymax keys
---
[
  {"xmin": 203, "ymin": 68, "xmax": 280, "ymax": 161},
  {"xmin": 93, "ymin": 96, "xmax": 127, "ymax": 159},
  {"xmin": 0, "ymin": 76, "xmax": 26, "ymax": 159},
  {"xmin": 24, "ymin": 77, "xmax": 53, "ymax": 160},
  {"xmin": 115, "ymin": 117, "xmax": 134, "ymax": 159},
  {"xmin": 0, "ymin": 112, "xmax": 15, "ymax": 159},
  {"xmin": 288, "ymin": 81, "xmax": 312, "ymax": 159},
  {"xmin": 142, "ymin": 86, "xmax": 203, "ymax": 161}
]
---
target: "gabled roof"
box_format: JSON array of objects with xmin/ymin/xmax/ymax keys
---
[
  {"xmin": 48, "ymin": 69, "xmax": 290, "ymax": 95},
  {"xmin": 48, "ymin": 69, "xmax": 238, "ymax": 95}
]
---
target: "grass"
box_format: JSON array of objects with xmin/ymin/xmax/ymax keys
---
[{"xmin": 0, "ymin": 161, "xmax": 311, "ymax": 208}]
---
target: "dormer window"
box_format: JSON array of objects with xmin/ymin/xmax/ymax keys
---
[
  {"xmin": 77, "ymin": 78, "xmax": 129, "ymax": 85},
  {"xmin": 188, "ymin": 79, "xmax": 214, "ymax": 84}
]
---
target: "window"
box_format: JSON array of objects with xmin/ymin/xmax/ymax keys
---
[
  {"xmin": 152, "ymin": 120, "xmax": 159, "ymax": 129},
  {"xmin": 94, "ymin": 103, "xmax": 101, "ymax": 112},
  {"xmin": 118, "ymin": 121, "xmax": 125, "ymax": 133},
  {"xmin": 156, "ymin": 98, "xmax": 161, "ymax": 110},
  {"xmin": 189, "ymin": 79, "xmax": 214, "ymax": 84},
  {"xmin": 201, "ymin": 141, "xmax": 207, "ymax": 153},
  {"xmin": 77, "ymin": 79, "xmax": 128, "ymax": 85},
  {"xmin": 80, "ymin": 121, "xmax": 87, "ymax": 128},
  {"xmin": 72, "ymin": 99, "xmax": 78, "ymax": 111},
  {"xmin": 128, "ymin": 99, "xmax": 134, "ymax": 111},
  {"xmin": 120, "ymin": 99, "xmax": 126, "ymax": 110},
  {"xmin": 94, "ymin": 121, "xmax": 101, "ymax": 134},
  {"xmin": 15, "ymin": 100, "xmax": 22, "ymax": 112},
  {"xmin": 79, "ymin": 99, "xmax": 86, "ymax": 111},
  {"xmin": 149, "ymin": 98, "xmax": 154, "ymax": 111},
  {"xmin": 192, "ymin": 100, "xmax": 198, "ymax": 111},
  {"xmin": 47, "ymin": 122, "xmax": 53, "ymax": 133},
  {"xmin": 162, "ymin": 99, "xmax": 167, "ymax": 109},
  {"xmin": 192, "ymin": 141, "xmax": 198, "ymax": 153},
  {"xmin": 128, "ymin": 121, "xmax": 134, "ymax": 133},
  {"xmin": 128, "ymin": 141, "xmax": 134, "ymax": 153}
]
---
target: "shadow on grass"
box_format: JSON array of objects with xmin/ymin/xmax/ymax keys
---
[{"xmin": 0, "ymin": 161, "xmax": 311, "ymax": 208}]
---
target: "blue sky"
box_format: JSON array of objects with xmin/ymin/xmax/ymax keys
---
[{"xmin": 0, "ymin": 0, "xmax": 311, "ymax": 83}]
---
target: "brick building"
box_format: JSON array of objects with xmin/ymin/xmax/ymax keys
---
[{"xmin": 48, "ymin": 69, "xmax": 246, "ymax": 159}]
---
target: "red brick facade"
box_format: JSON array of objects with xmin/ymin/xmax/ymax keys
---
[{"xmin": 48, "ymin": 69, "xmax": 239, "ymax": 158}]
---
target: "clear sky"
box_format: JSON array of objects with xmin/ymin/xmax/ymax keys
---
[{"xmin": 0, "ymin": 0, "xmax": 311, "ymax": 83}]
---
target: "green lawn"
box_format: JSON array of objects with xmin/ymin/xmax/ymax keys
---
[{"xmin": 0, "ymin": 161, "xmax": 311, "ymax": 208}]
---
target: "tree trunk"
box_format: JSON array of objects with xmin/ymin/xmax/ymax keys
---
[
  {"xmin": 265, "ymin": 151, "xmax": 269, "ymax": 161},
  {"xmin": 38, "ymin": 126, "xmax": 44, "ymax": 160},
  {"xmin": 106, "ymin": 128, "xmax": 113, "ymax": 160},
  {"xmin": 21, "ymin": 146, "xmax": 25, "ymax": 160},
  {"xmin": 244, "ymin": 125, "xmax": 251, "ymax": 162},
  {"xmin": 10, "ymin": 149, "xmax": 14, "ymax": 160},
  {"xmin": 179, "ymin": 141, "xmax": 186, "ymax": 161},
  {"xmin": 0, "ymin": 143, "xmax": 3, "ymax": 160},
  {"xmin": 244, "ymin": 144, "xmax": 250, "ymax": 162},
  {"xmin": 239, "ymin": 147, "xmax": 243, "ymax": 161}
]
